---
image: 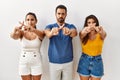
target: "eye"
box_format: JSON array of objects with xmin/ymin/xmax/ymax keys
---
[
  {"xmin": 26, "ymin": 19, "xmax": 30, "ymax": 21},
  {"xmin": 62, "ymin": 13, "xmax": 65, "ymax": 15},
  {"xmin": 31, "ymin": 19, "xmax": 34, "ymax": 21},
  {"xmin": 87, "ymin": 22, "xmax": 91, "ymax": 24},
  {"xmin": 87, "ymin": 22, "xmax": 96, "ymax": 24},
  {"xmin": 58, "ymin": 13, "xmax": 60, "ymax": 15}
]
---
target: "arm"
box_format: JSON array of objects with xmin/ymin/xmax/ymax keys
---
[
  {"xmin": 80, "ymin": 27, "xmax": 91, "ymax": 40},
  {"xmin": 10, "ymin": 27, "xmax": 23, "ymax": 40},
  {"xmin": 32, "ymin": 29, "xmax": 45, "ymax": 40},
  {"xmin": 44, "ymin": 27, "xmax": 59, "ymax": 38},
  {"xmin": 62, "ymin": 25, "xmax": 77, "ymax": 37},
  {"xmin": 69, "ymin": 28, "xmax": 77, "ymax": 37},
  {"xmin": 44, "ymin": 29, "xmax": 53, "ymax": 38},
  {"xmin": 98, "ymin": 26, "xmax": 107, "ymax": 40}
]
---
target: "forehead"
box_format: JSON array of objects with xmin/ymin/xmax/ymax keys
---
[
  {"xmin": 56, "ymin": 8, "xmax": 66, "ymax": 13},
  {"xmin": 26, "ymin": 15, "xmax": 35, "ymax": 19},
  {"xmin": 87, "ymin": 18, "xmax": 95, "ymax": 22}
]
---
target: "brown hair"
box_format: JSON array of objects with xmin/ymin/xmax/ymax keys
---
[
  {"xmin": 25, "ymin": 12, "xmax": 37, "ymax": 29},
  {"xmin": 82, "ymin": 15, "xmax": 99, "ymax": 45}
]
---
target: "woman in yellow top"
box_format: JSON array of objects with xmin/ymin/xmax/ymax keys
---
[{"xmin": 77, "ymin": 15, "xmax": 107, "ymax": 80}]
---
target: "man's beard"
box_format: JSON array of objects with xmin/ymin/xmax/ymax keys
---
[{"xmin": 58, "ymin": 18, "xmax": 64, "ymax": 23}]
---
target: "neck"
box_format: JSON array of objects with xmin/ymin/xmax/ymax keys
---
[
  {"xmin": 57, "ymin": 22, "xmax": 65, "ymax": 26},
  {"xmin": 89, "ymin": 30, "xmax": 96, "ymax": 36},
  {"xmin": 57, "ymin": 22, "xmax": 65, "ymax": 30}
]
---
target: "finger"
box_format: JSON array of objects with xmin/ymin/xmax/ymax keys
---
[
  {"xmin": 19, "ymin": 21, "xmax": 25, "ymax": 29},
  {"xmin": 58, "ymin": 26, "xmax": 63, "ymax": 30}
]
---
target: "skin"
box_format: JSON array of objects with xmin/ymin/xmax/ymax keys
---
[
  {"xmin": 11, "ymin": 14, "xmax": 44, "ymax": 40},
  {"xmin": 79, "ymin": 18, "xmax": 106, "ymax": 80},
  {"xmin": 80, "ymin": 18, "xmax": 106, "ymax": 41},
  {"xmin": 10, "ymin": 14, "xmax": 44, "ymax": 80},
  {"xmin": 45, "ymin": 8, "xmax": 77, "ymax": 38}
]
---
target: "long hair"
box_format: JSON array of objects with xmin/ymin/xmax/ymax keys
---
[{"xmin": 82, "ymin": 15, "xmax": 99, "ymax": 45}]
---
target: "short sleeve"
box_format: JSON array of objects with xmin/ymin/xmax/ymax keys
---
[
  {"xmin": 45, "ymin": 24, "xmax": 53, "ymax": 30},
  {"xmin": 69, "ymin": 24, "xmax": 76, "ymax": 29}
]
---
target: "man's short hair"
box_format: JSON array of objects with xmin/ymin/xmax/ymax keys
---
[{"xmin": 55, "ymin": 4, "xmax": 67, "ymax": 13}]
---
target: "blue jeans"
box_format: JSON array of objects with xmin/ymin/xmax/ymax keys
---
[{"xmin": 77, "ymin": 53, "xmax": 104, "ymax": 78}]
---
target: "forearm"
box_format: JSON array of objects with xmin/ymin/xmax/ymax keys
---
[
  {"xmin": 99, "ymin": 30, "xmax": 107, "ymax": 40},
  {"xmin": 80, "ymin": 30, "xmax": 88, "ymax": 39},
  {"xmin": 10, "ymin": 31, "xmax": 23, "ymax": 40},
  {"xmin": 32, "ymin": 29, "xmax": 45, "ymax": 40},
  {"xmin": 44, "ymin": 29, "xmax": 53, "ymax": 38},
  {"xmin": 69, "ymin": 29, "xmax": 77, "ymax": 37}
]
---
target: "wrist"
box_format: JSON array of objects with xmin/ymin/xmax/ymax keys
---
[
  {"xmin": 50, "ymin": 30, "xmax": 53, "ymax": 35},
  {"xmin": 69, "ymin": 30, "xmax": 72, "ymax": 36}
]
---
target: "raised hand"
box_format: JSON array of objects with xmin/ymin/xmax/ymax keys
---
[
  {"xmin": 19, "ymin": 21, "xmax": 33, "ymax": 31},
  {"xmin": 94, "ymin": 26, "xmax": 103, "ymax": 33},
  {"xmin": 51, "ymin": 27, "xmax": 59, "ymax": 35},
  {"xmin": 83, "ymin": 27, "xmax": 93, "ymax": 33},
  {"xmin": 19, "ymin": 21, "xmax": 24, "ymax": 29},
  {"xmin": 62, "ymin": 27, "xmax": 71, "ymax": 36}
]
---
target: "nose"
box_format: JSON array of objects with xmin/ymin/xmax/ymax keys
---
[
  {"xmin": 59, "ymin": 14, "xmax": 63, "ymax": 17},
  {"xmin": 27, "ymin": 21, "xmax": 32, "ymax": 25},
  {"xmin": 89, "ymin": 23, "xmax": 93, "ymax": 26}
]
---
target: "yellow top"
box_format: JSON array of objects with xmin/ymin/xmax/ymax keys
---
[{"xmin": 82, "ymin": 34, "xmax": 104, "ymax": 56}]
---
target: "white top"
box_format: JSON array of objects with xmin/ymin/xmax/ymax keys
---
[{"xmin": 21, "ymin": 37, "xmax": 41, "ymax": 51}]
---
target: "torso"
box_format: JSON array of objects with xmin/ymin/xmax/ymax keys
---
[
  {"xmin": 21, "ymin": 36, "xmax": 41, "ymax": 50},
  {"xmin": 88, "ymin": 31, "xmax": 97, "ymax": 40},
  {"xmin": 23, "ymin": 31, "xmax": 37, "ymax": 40},
  {"xmin": 82, "ymin": 33, "xmax": 104, "ymax": 56},
  {"xmin": 21, "ymin": 30, "xmax": 41, "ymax": 50},
  {"xmin": 46, "ymin": 23, "xmax": 75, "ymax": 63}
]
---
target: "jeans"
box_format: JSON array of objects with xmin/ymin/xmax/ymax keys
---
[{"xmin": 77, "ymin": 53, "xmax": 104, "ymax": 78}]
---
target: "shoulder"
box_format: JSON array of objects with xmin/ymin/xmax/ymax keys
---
[
  {"xmin": 65, "ymin": 23, "xmax": 76, "ymax": 29},
  {"xmin": 45, "ymin": 23, "xmax": 57, "ymax": 29},
  {"xmin": 96, "ymin": 33, "xmax": 102, "ymax": 39}
]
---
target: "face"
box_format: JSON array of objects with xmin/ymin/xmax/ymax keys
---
[
  {"xmin": 55, "ymin": 8, "xmax": 67, "ymax": 24},
  {"xmin": 25, "ymin": 15, "xmax": 37, "ymax": 27},
  {"xmin": 87, "ymin": 18, "xmax": 96, "ymax": 27}
]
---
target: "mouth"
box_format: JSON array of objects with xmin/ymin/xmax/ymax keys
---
[{"xmin": 58, "ymin": 18, "xmax": 64, "ymax": 23}]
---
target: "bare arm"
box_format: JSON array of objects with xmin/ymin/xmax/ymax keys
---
[
  {"xmin": 98, "ymin": 26, "xmax": 107, "ymax": 40},
  {"xmin": 80, "ymin": 27, "xmax": 91, "ymax": 40},
  {"xmin": 32, "ymin": 29, "xmax": 45, "ymax": 40},
  {"xmin": 69, "ymin": 28, "xmax": 77, "ymax": 37},
  {"xmin": 62, "ymin": 27, "xmax": 77, "ymax": 37},
  {"xmin": 44, "ymin": 29, "xmax": 53, "ymax": 38},
  {"xmin": 10, "ymin": 27, "xmax": 23, "ymax": 40},
  {"xmin": 44, "ymin": 27, "xmax": 59, "ymax": 38}
]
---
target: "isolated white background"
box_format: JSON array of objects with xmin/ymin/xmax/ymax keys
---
[{"xmin": 0, "ymin": 0, "xmax": 120, "ymax": 80}]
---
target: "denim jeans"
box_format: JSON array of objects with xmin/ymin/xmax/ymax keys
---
[{"xmin": 77, "ymin": 53, "xmax": 104, "ymax": 78}]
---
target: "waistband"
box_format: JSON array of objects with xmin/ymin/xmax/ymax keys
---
[
  {"xmin": 82, "ymin": 52, "xmax": 101, "ymax": 58},
  {"xmin": 22, "ymin": 48, "xmax": 40, "ymax": 52}
]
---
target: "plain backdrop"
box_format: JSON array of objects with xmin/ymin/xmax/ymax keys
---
[{"xmin": 0, "ymin": 0, "xmax": 120, "ymax": 80}]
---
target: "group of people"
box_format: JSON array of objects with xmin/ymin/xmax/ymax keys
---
[{"xmin": 10, "ymin": 4, "xmax": 106, "ymax": 80}]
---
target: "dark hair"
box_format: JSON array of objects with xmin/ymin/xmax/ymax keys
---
[
  {"xmin": 82, "ymin": 15, "xmax": 99, "ymax": 45},
  {"xmin": 25, "ymin": 12, "xmax": 37, "ymax": 21},
  {"xmin": 25, "ymin": 12, "xmax": 37, "ymax": 28},
  {"xmin": 55, "ymin": 4, "xmax": 67, "ymax": 13},
  {"xmin": 84, "ymin": 15, "xmax": 99, "ymax": 27}
]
